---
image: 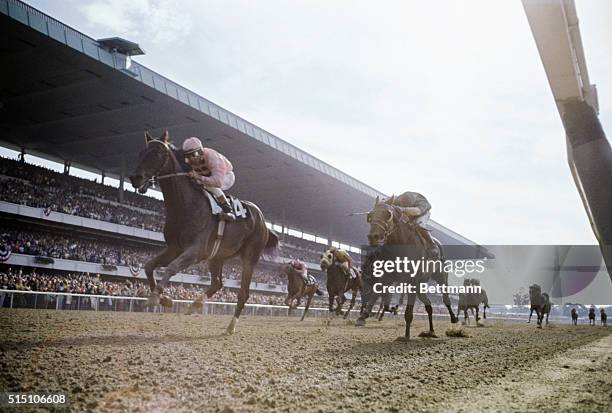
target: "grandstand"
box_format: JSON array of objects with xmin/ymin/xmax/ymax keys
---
[{"xmin": 0, "ymin": 0, "xmax": 480, "ymax": 306}]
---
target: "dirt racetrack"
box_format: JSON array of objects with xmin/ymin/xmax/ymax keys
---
[{"xmin": 1, "ymin": 309, "xmax": 611, "ymax": 412}]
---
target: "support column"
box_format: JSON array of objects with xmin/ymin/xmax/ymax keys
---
[
  {"xmin": 63, "ymin": 160, "xmax": 71, "ymax": 174},
  {"xmin": 118, "ymin": 155, "xmax": 126, "ymax": 203},
  {"xmin": 101, "ymin": 171, "xmax": 105, "ymax": 185},
  {"xmin": 18, "ymin": 148, "xmax": 25, "ymax": 163}
]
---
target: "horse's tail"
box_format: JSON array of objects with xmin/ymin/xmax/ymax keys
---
[{"xmin": 263, "ymin": 229, "xmax": 279, "ymax": 256}]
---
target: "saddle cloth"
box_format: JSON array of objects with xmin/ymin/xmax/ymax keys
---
[
  {"xmin": 204, "ymin": 191, "xmax": 249, "ymax": 220},
  {"xmin": 304, "ymin": 274, "xmax": 316, "ymax": 286}
]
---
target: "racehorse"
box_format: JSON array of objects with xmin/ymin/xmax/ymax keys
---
[
  {"xmin": 601, "ymin": 309, "xmax": 607, "ymax": 326},
  {"xmin": 589, "ymin": 307, "xmax": 596, "ymax": 326},
  {"xmin": 356, "ymin": 196, "xmax": 458, "ymax": 340},
  {"xmin": 457, "ymin": 278, "xmax": 489, "ymax": 325},
  {"xmin": 571, "ymin": 308, "xmax": 578, "ymax": 325},
  {"xmin": 281, "ymin": 262, "xmax": 323, "ymax": 321},
  {"xmin": 527, "ymin": 284, "xmax": 551, "ymax": 328},
  {"xmin": 320, "ymin": 248, "xmax": 362, "ymax": 318},
  {"xmin": 129, "ymin": 131, "xmax": 278, "ymax": 334}
]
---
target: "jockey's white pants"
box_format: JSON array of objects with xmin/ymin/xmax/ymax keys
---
[{"xmin": 205, "ymin": 172, "xmax": 235, "ymax": 196}]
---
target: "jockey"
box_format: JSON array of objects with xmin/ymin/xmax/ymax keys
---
[
  {"xmin": 182, "ymin": 137, "xmax": 236, "ymax": 221},
  {"xmin": 291, "ymin": 259, "xmax": 312, "ymax": 285},
  {"xmin": 388, "ymin": 191, "xmax": 436, "ymax": 251},
  {"xmin": 328, "ymin": 246, "xmax": 354, "ymax": 278}
]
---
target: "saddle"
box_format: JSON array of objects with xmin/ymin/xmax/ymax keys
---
[{"xmin": 203, "ymin": 190, "xmax": 248, "ymax": 220}]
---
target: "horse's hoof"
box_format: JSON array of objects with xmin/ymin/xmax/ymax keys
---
[
  {"xmin": 395, "ymin": 336, "xmax": 410, "ymax": 342},
  {"xmin": 450, "ymin": 317, "xmax": 459, "ymax": 324},
  {"xmin": 418, "ymin": 331, "xmax": 438, "ymax": 338},
  {"xmin": 355, "ymin": 318, "xmax": 366, "ymax": 327},
  {"xmin": 147, "ymin": 293, "xmax": 160, "ymax": 307},
  {"xmin": 185, "ymin": 300, "xmax": 203, "ymax": 315},
  {"xmin": 226, "ymin": 317, "xmax": 238, "ymax": 335},
  {"xmin": 159, "ymin": 295, "xmax": 173, "ymax": 308}
]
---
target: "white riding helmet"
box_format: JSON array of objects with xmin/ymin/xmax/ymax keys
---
[{"xmin": 182, "ymin": 137, "xmax": 204, "ymax": 156}]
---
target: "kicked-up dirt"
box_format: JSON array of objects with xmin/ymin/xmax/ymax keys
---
[{"xmin": 0, "ymin": 309, "xmax": 610, "ymax": 412}]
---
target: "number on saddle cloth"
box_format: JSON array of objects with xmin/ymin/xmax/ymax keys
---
[{"xmin": 203, "ymin": 190, "xmax": 248, "ymax": 220}]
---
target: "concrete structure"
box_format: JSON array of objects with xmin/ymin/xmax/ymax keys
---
[{"xmin": 0, "ymin": 0, "xmax": 477, "ymax": 250}]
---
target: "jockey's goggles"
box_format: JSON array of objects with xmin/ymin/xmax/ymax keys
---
[{"xmin": 184, "ymin": 149, "xmax": 202, "ymax": 162}]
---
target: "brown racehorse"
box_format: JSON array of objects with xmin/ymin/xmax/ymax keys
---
[
  {"xmin": 282, "ymin": 263, "xmax": 323, "ymax": 321},
  {"xmin": 129, "ymin": 131, "xmax": 278, "ymax": 335},
  {"xmin": 320, "ymin": 248, "xmax": 362, "ymax": 319},
  {"xmin": 356, "ymin": 196, "xmax": 458, "ymax": 340}
]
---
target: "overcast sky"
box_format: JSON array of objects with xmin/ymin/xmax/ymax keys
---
[{"xmin": 21, "ymin": 0, "xmax": 612, "ymax": 245}]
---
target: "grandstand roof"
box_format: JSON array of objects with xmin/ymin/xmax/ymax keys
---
[{"xmin": 0, "ymin": 0, "xmax": 477, "ymax": 248}]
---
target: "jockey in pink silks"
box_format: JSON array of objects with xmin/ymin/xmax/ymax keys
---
[
  {"xmin": 291, "ymin": 259, "xmax": 313, "ymax": 285},
  {"xmin": 182, "ymin": 137, "xmax": 236, "ymax": 221}
]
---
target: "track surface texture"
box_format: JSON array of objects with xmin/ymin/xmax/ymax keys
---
[{"xmin": 1, "ymin": 309, "xmax": 611, "ymax": 412}]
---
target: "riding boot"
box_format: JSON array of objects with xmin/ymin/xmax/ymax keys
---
[{"xmin": 215, "ymin": 194, "xmax": 236, "ymax": 221}]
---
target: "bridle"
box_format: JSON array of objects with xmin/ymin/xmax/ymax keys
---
[
  {"xmin": 368, "ymin": 206, "xmax": 399, "ymax": 243},
  {"xmin": 138, "ymin": 139, "xmax": 189, "ymax": 191}
]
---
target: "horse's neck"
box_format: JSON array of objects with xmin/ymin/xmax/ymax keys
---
[
  {"xmin": 388, "ymin": 224, "xmax": 418, "ymax": 247},
  {"xmin": 158, "ymin": 158, "xmax": 210, "ymax": 221}
]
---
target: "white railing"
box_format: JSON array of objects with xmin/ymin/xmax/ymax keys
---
[
  {"xmin": 0, "ymin": 289, "xmax": 574, "ymax": 323},
  {"xmin": 0, "ymin": 289, "xmax": 341, "ymax": 318}
]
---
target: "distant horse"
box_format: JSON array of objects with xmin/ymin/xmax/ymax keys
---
[
  {"xmin": 589, "ymin": 307, "xmax": 596, "ymax": 326},
  {"xmin": 527, "ymin": 284, "xmax": 551, "ymax": 328},
  {"xmin": 601, "ymin": 309, "xmax": 607, "ymax": 326},
  {"xmin": 457, "ymin": 278, "xmax": 489, "ymax": 325},
  {"xmin": 281, "ymin": 262, "xmax": 323, "ymax": 321},
  {"xmin": 571, "ymin": 308, "xmax": 578, "ymax": 325},
  {"xmin": 129, "ymin": 131, "xmax": 278, "ymax": 334},
  {"xmin": 320, "ymin": 248, "xmax": 362, "ymax": 319},
  {"xmin": 356, "ymin": 196, "xmax": 458, "ymax": 340}
]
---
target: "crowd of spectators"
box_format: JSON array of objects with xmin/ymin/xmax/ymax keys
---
[
  {"xmin": 1, "ymin": 227, "xmax": 155, "ymax": 266},
  {"xmin": 0, "ymin": 177, "xmax": 164, "ymax": 231},
  {"xmin": 0, "ymin": 268, "xmax": 287, "ymax": 305},
  {"xmin": 0, "ymin": 157, "xmax": 164, "ymax": 212},
  {"xmin": 0, "ymin": 226, "xmax": 294, "ymax": 286}
]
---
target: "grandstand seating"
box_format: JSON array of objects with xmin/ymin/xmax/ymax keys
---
[{"xmin": 0, "ymin": 157, "xmax": 353, "ymax": 303}]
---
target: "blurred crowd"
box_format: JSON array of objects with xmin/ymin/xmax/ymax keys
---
[
  {"xmin": 0, "ymin": 226, "xmax": 296, "ymax": 286},
  {"xmin": 0, "ymin": 268, "xmax": 287, "ymax": 305}
]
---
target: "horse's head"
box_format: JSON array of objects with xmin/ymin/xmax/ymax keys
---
[
  {"xmin": 129, "ymin": 130, "xmax": 178, "ymax": 193},
  {"xmin": 366, "ymin": 196, "xmax": 401, "ymax": 246},
  {"xmin": 320, "ymin": 249, "xmax": 334, "ymax": 271}
]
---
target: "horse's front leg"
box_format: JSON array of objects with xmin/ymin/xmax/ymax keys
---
[
  {"xmin": 301, "ymin": 293, "xmax": 313, "ymax": 321},
  {"xmin": 335, "ymin": 294, "xmax": 346, "ymax": 316},
  {"xmin": 157, "ymin": 244, "xmax": 202, "ymax": 308},
  {"xmin": 417, "ymin": 292, "xmax": 436, "ymax": 337},
  {"xmin": 397, "ymin": 293, "xmax": 417, "ymax": 341},
  {"xmin": 438, "ymin": 276, "xmax": 458, "ymax": 323},
  {"xmin": 344, "ymin": 288, "xmax": 357, "ymax": 320},
  {"xmin": 528, "ymin": 308, "xmax": 533, "ymax": 323},
  {"xmin": 328, "ymin": 294, "xmax": 335, "ymax": 314},
  {"xmin": 144, "ymin": 248, "xmax": 180, "ymax": 307},
  {"xmin": 186, "ymin": 259, "xmax": 224, "ymax": 315}
]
